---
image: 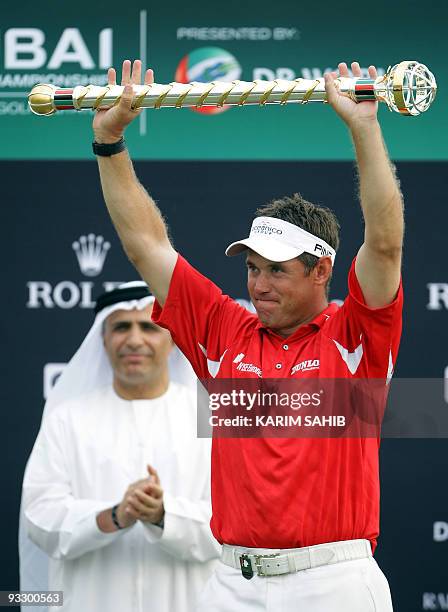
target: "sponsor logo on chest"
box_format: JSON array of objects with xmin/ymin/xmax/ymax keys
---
[
  {"xmin": 291, "ymin": 359, "xmax": 320, "ymax": 375},
  {"xmin": 233, "ymin": 353, "xmax": 262, "ymax": 377}
]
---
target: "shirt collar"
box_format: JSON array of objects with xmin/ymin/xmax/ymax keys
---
[{"xmin": 256, "ymin": 302, "xmax": 339, "ymax": 338}]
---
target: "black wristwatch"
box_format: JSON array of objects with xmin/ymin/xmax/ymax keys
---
[
  {"xmin": 153, "ymin": 515, "xmax": 165, "ymax": 529},
  {"xmin": 111, "ymin": 504, "xmax": 124, "ymax": 530},
  {"xmin": 92, "ymin": 137, "xmax": 126, "ymax": 157}
]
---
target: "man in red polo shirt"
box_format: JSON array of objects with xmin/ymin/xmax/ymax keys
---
[{"xmin": 92, "ymin": 59, "xmax": 403, "ymax": 611}]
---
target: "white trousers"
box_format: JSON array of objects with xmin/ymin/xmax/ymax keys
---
[{"xmin": 196, "ymin": 556, "xmax": 393, "ymax": 611}]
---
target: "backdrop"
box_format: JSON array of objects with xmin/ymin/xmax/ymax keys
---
[
  {"xmin": 0, "ymin": 0, "xmax": 445, "ymax": 160},
  {"xmin": 3, "ymin": 159, "xmax": 447, "ymax": 612},
  {"xmin": 1, "ymin": 1, "xmax": 447, "ymax": 611}
]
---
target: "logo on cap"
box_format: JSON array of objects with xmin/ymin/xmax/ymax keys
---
[
  {"xmin": 252, "ymin": 220, "xmax": 283, "ymax": 237},
  {"xmin": 314, "ymin": 243, "xmax": 332, "ymax": 257}
]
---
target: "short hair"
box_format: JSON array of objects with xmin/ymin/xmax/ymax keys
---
[{"xmin": 255, "ymin": 193, "xmax": 341, "ymax": 297}]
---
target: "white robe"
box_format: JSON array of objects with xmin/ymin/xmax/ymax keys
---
[{"xmin": 22, "ymin": 382, "xmax": 220, "ymax": 612}]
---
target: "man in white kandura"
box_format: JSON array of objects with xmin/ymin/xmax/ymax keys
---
[{"xmin": 22, "ymin": 282, "xmax": 220, "ymax": 612}]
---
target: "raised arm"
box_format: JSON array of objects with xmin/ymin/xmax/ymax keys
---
[
  {"xmin": 325, "ymin": 62, "xmax": 404, "ymax": 308},
  {"xmin": 93, "ymin": 60, "xmax": 177, "ymax": 305}
]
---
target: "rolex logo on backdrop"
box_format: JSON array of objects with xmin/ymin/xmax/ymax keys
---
[
  {"xmin": 427, "ymin": 283, "xmax": 448, "ymax": 310},
  {"xmin": 72, "ymin": 234, "xmax": 110, "ymax": 277},
  {"xmin": 26, "ymin": 233, "xmax": 125, "ymax": 309}
]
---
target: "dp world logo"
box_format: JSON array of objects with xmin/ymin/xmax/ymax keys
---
[{"xmin": 175, "ymin": 46, "xmax": 242, "ymax": 115}]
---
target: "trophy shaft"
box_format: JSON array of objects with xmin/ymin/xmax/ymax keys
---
[{"xmin": 70, "ymin": 80, "xmax": 333, "ymax": 110}]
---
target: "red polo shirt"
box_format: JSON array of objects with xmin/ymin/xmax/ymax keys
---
[{"xmin": 153, "ymin": 255, "xmax": 403, "ymax": 551}]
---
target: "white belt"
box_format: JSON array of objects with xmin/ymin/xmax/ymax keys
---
[{"xmin": 221, "ymin": 539, "xmax": 372, "ymax": 579}]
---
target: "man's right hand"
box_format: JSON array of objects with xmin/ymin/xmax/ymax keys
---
[
  {"xmin": 93, "ymin": 57, "xmax": 177, "ymax": 307},
  {"xmin": 93, "ymin": 59, "xmax": 154, "ymax": 144},
  {"xmin": 115, "ymin": 475, "xmax": 153, "ymax": 528}
]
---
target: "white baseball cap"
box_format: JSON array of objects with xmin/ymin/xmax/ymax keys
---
[{"xmin": 225, "ymin": 216, "xmax": 336, "ymax": 264}]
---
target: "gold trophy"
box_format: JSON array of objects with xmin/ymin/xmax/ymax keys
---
[{"xmin": 28, "ymin": 61, "xmax": 436, "ymax": 118}]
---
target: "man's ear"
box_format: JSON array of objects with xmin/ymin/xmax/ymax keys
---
[{"xmin": 313, "ymin": 257, "xmax": 333, "ymax": 286}]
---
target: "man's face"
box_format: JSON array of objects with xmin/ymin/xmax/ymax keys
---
[
  {"xmin": 246, "ymin": 250, "xmax": 326, "ymax": 336},
  {"xmin": 103, "ymin": 304, "xmax": 172, "ymax": 386}
]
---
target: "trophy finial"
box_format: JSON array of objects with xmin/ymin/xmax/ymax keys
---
[
  {"xmin": 28, "ymin": 84, "xmax": 57, "ymax": 116},
  {"xmin": 380, "ymin": 61, "xmax": 437, "ymax": 116}
]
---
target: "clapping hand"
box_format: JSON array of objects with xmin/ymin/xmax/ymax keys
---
[{"xmin": 117, "ymin": 464, "xmax": 165, "ymax": 526}]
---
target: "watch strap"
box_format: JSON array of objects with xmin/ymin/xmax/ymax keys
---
[
  {"xmin": 111, "ymin": 504, "xmax": 124, "ymax": 530},
  {"xmin": 92, "ymin": 137, "xmax": 126, "ymax": 157}
]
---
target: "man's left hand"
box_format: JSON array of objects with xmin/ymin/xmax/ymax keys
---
[
  {"xmin": 325, "ymin": 61, "xmax": 378, "ymax": 129},
  {"xmin": 126, "ymin": 464, "xmax": 165, "ymax": 525}
]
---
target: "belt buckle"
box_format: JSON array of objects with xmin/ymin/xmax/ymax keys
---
[
  {"xmin": 239, "ymin": 554, "xmax": 254, "ymax": 580},
  {"xmin": 254, "ymin": 553, "xmax": 281, "ymax": 577}
]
